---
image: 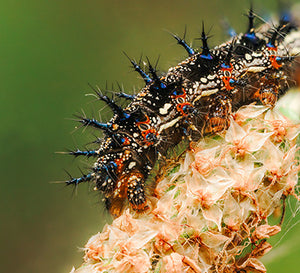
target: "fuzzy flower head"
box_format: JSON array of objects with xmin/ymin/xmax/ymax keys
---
[{"xmin": 71, "ymin": 97, "xmax": 300, "ymax": 273}]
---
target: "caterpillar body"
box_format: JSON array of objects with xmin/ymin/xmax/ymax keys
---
[{"xmin": 64, "ymin": 8, "xmax": 298, "ymax": 216}]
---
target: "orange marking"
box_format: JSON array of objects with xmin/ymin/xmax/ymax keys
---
[
  {"xmin": 253, "ymin": 89, "xmax": 261, "ymax": 99},
  {"xmin": 124, "ymin": 150, "xmax": 131, "ymax": 156},
  {"xmin": 136, "ymin": 115, "xmax": 150, "ymax": 127},
  {"xmin": 269, "ymin": 55, "xmax": 282, "ymax": 69},
  {"xmin": 123, "ymin": 137, "xmax": 130, "ymax": 146},
  {"xmin": 222, "ymin": 76, "xmax": 234, "ymax": 91},
  {"xmin": 176, "ymin": 102, "xmax": 193, "ymax": 116},
  {"xmin": 114, "ymin": 150, "xmax": 132, "ymax": 172},
  {"xmin": 267, "ymin": 45, "xmax": 277, "ymax": 51},
  {"xmin": 114, "ymin": 158, "xmax": 124, "ymax": 172},
  {"xmin": 221, "ymin": 63, "xmax": 235, "ymax": 91},
  {"xmin": 139, "ymin": 91, "xmax": 147, "ymax": 97}
]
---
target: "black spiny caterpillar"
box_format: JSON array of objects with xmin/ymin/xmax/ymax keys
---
[{"xmin": 63, "ymin": 7, "xmax": 298, "ymax": 216}]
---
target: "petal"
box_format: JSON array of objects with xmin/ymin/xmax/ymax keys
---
[
  {"xmin": 239, "ymin": 258, "xmax": 267, "ymax": 273},
  {"xmin": 202, "ymin": 204, "xmax": 223, "ymax": 230},
  {"xmin": 163, "ymin": 253, "xmax": 184, "ymax": 273},
  {"xmin": 252, "ymin": 225, "xmax": 281, "ymax": 241},
  {"xmin": 199, "ymin": 231, "xmax": 230, "ymax": 248},
  {"xmin": 235, "ymin": 104, "xmax": 268, "ymax": 121},
  {"xmin": 225, "ymin": 117, "xmax": 247, "ymax": 143},
  {"xmin": 245, "ymin": 131, "xmax": 273, "ymax": 152}
]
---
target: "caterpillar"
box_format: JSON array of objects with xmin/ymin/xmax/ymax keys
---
[{"xmin": 64, "ymin": 6, "xmax": 298, "ymax": 217}]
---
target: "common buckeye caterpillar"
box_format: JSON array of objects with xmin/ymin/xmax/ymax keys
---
[{"xmin": 65, "ymin": 7, "xmax": 297, "ymax": 216}]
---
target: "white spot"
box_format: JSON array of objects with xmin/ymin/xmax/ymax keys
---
[
  {"xmin": 252, "ymin": 52, "xmax": 262, "ymax": 57},
  {"xmin": 245, "ymin": 53, "xmax": 252, "ymax": 61},
  {"xmin": 193, "ymin": 82, "xmax": 199, "ymax": 89},
  {"xmin": 159, "ymin": 103, "xmax": 172, "ymax": 115},
  {"xmin": 200, "ymin": 77, "xmax": 208, "ymax": 83},
  {"xmin": 133, "ymin": 133, "xmax": 139, "ymax": 138},
  {"xmin": 200, "ymin": 88, "xmax": 219, "ymax": 97},
  {"xmin": 247, "ymin": 66, "xmax": 266, "ymax": 73},
  {"xmin": 128, "ymin": 161, "xmax": 136, "ymax": 169},
  {"xmin": 158, "ymin": 116, "xmax": 182, "ymax": 134}
]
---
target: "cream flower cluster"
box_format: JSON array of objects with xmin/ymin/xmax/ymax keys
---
[{"xmin": 72, "ymin": 101, "xmax": 300, "ymax": 273}]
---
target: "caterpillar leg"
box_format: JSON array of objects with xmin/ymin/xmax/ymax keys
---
[
  {"xmin": 105, "ymin": 171, "xmax": 148, "ymax": 217},
  {"xmin": 252, "ymin": 77, "xmax": 279, "ymax": 107},
  {"xmin": 252, "ymin": 71, "xmax": 292, "ymax": 107},
  {"xmin": 126, "ymin": 172, "xmax": 147, "ymax": 211},
  {"xmin": 203, "ymin": 92, "xmax": 232, "ymax": 134},
  {"xmin": 259, "ymin": 87, "xmax": 278, "ymax": 107}
]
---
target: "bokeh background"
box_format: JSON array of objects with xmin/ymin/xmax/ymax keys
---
[{"xmin": 1, "ymin": 0, "xmax": 300, "ymax": 272}]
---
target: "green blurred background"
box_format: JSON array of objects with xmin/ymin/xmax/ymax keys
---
[{"xmin": 1, "ymin": 0, "xmax": 300, "ymax": 272}]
